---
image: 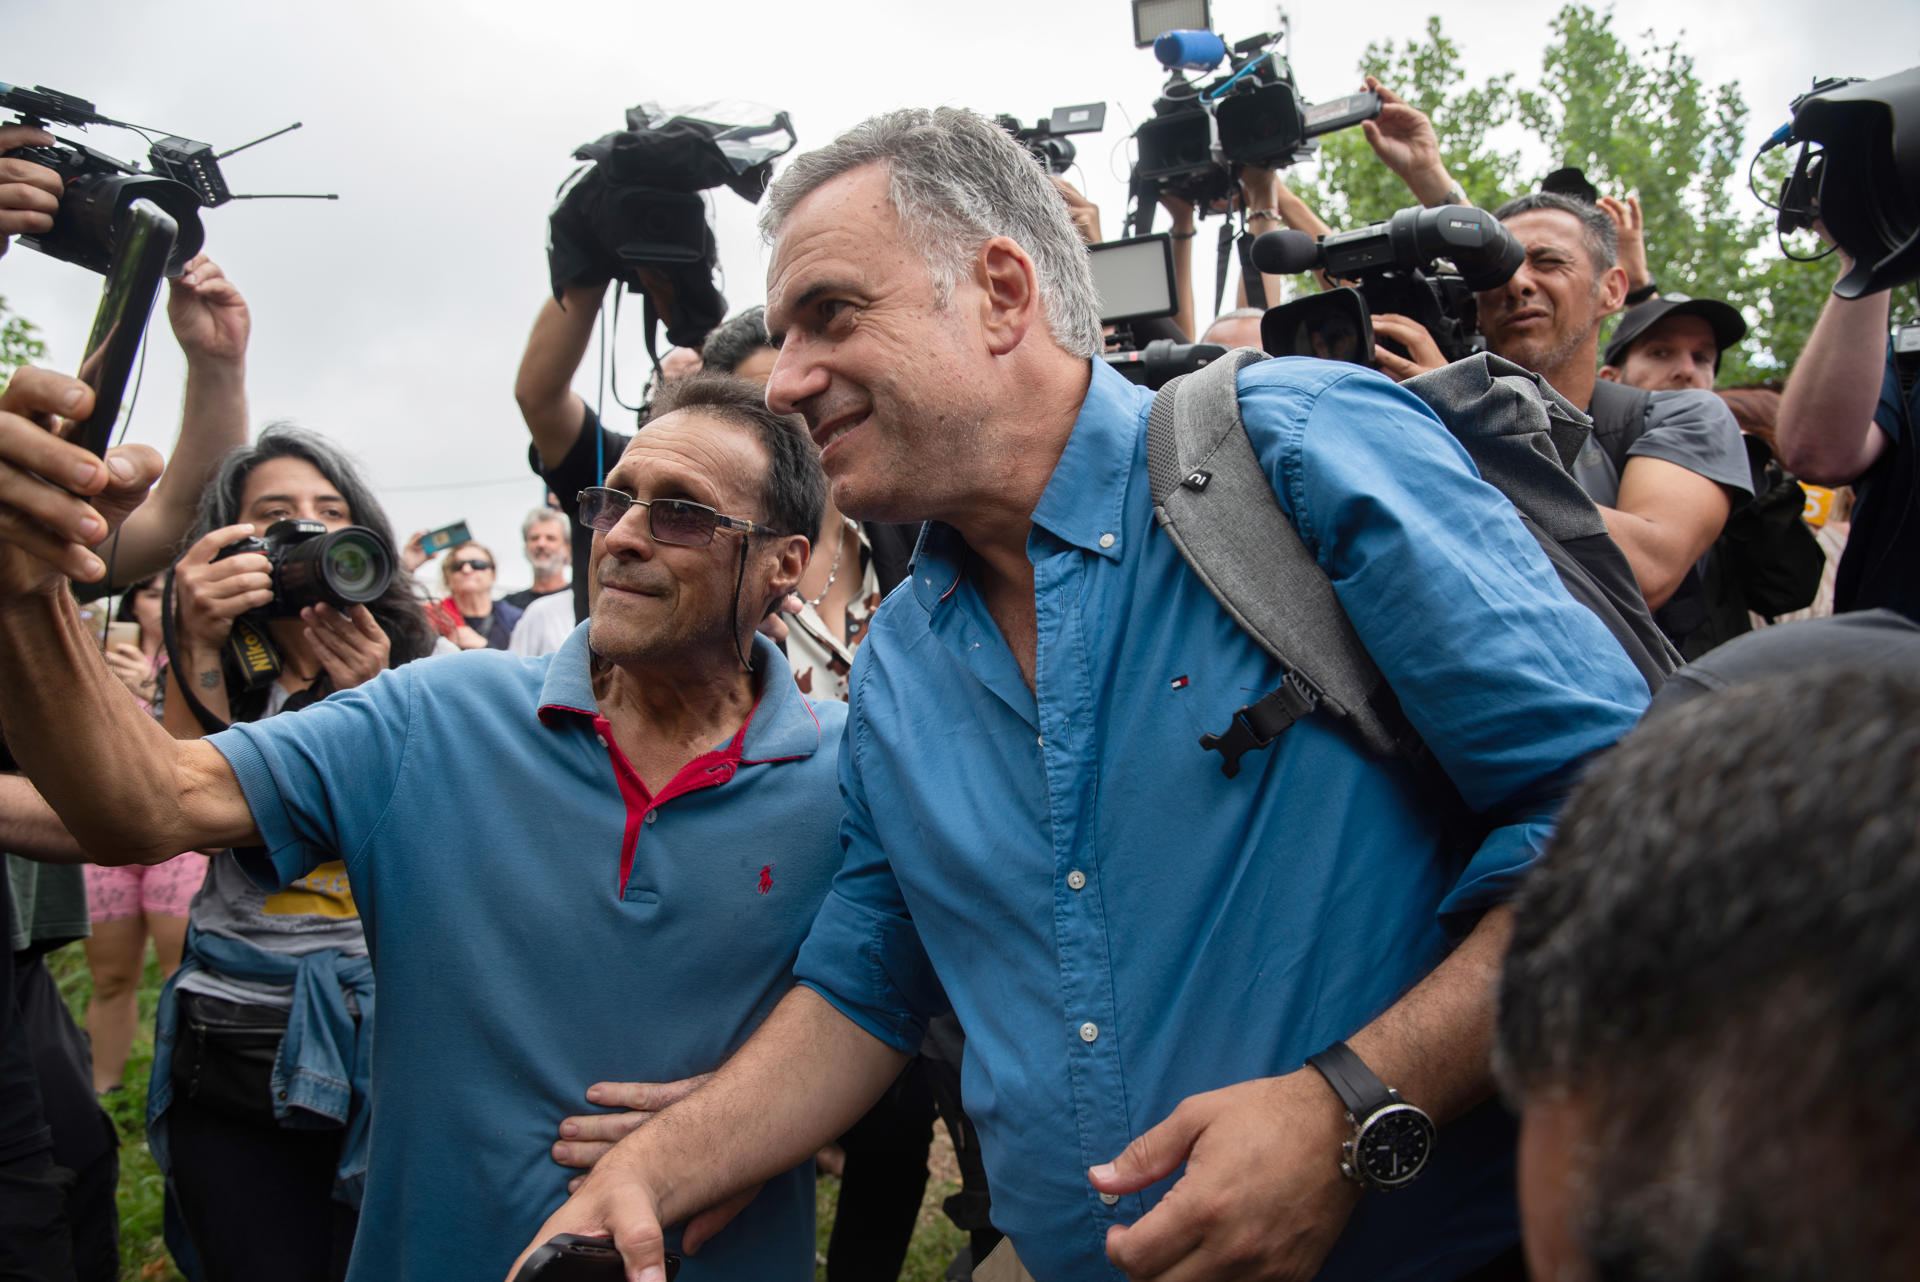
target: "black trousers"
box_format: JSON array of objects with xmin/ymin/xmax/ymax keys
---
[
  {"xmin": 165, "ymin": 1092, "xmax": 357, "ymax": 1282},
  {"xmin": 825, "ymin": 1057, "xmax": 940, "ymax": 1282}
]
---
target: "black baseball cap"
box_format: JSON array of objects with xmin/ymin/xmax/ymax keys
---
[{"xmin": 1604, "ymin": 294, "xmax": 1748, "ymax": 370}]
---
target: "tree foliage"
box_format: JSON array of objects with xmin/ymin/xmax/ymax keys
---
[
  {"xmin": 1287, "ymin": 4, "xmax": 1831, "ymax": 385},
  {"xmin": 0, "ymin": 294, "xmax": 45, "ymax": 379}
]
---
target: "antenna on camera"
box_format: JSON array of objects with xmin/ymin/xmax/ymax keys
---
[
  {"xmin": 226, "ymin": 192, "xmax": 340, "ymax": 201},
  {"xmin": 216, "ymin": 121, "xmax": 304, "ymax": 160}
]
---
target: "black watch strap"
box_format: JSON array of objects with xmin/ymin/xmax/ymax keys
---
[
  {"xmin": 1624, "ymin": 281, "xmax": 1659, "ymax": 306},
  {"xmin": 1306, "ymin": 1041, "xmax": 1396, "ymax": 1119}
]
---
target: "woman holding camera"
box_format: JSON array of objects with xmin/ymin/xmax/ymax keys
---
[{"xmin": 152, "ymin": 425, "xmax": 433, "ymax": 1282}]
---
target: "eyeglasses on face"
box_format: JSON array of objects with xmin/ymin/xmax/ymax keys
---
[
  {"xmin": 575, "ymin": 489, "xmax": 781, "ymax": 546},
  {"xmin": 447, "ymin": 559, "xmax": 494, "ymax": 572}
]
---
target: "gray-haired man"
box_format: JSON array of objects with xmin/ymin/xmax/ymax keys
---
[{"xmin": 518, "ymin": 108, "xmax": 1648, "ymax": 1282}]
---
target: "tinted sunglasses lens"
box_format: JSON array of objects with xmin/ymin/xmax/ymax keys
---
[
  {"xmin": 580, "ymin": 490, "xmax": 625, "ymax": 531},
  {"xmin": 650, "ymin": 501, "xmax": 717, "ymax": 546}
]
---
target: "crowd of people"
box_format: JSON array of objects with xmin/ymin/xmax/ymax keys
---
[{"xmin": 0, "ymin": 60, "xmax": 1914, "ymax": 1282}]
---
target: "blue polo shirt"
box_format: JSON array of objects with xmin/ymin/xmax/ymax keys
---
[
  {"xmin": 210, "ymin": 626, "xmax": 845, "ymax": 1282},
  {"xmin": 795, "ymin": 357, "xmax": 1649, "ymax": 1282}
]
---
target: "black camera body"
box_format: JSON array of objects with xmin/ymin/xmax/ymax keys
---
[
  {"xmin": 1770, "ymin": 67, "xmax": 1920, "ymax": 298},
  {"xmin": 0, "ymin": 81, "xmax": 216, "ymax": 275},
  {"xmin": 1254, "ymin": 205, "xmax": 1525, "ymax": 367},
  {"xmin": 1131, "ymin": 37, "xmax": 1381, "ymax": 209},
  {"xmin": 213, "ymin": 519, "xmax": 394, "ymax": 617},
  {"xmin": 997, "ymin": 103, "xmax": 1107, "ymax": 176}
]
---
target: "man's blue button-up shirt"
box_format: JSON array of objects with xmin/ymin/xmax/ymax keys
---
[{"xmin": 794, "ymin": 357, "xmax": 1649, "ymax": 1282}]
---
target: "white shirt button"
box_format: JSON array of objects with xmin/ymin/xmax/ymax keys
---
[
  {"xmin": 1037, "ymin": 735, "xmax": 1044, "ymax": 747},
  {"xmin": 1098, "ymin": 533, "xmax": 1115, "ymax": 548},
  {"xmin": 1100, "ymin": 1191, "xmax": 1120, "ymax": 1206},
  {"xmin": 644, "ymin": 811, "xmax": 657, "ymax": 825},
  {"xmin": 595, "ymin": 734, "xmax": 608, "ymax": 747},
  {"xmin": 1079, "ymin": 1021, "xmax": 1099, "ymax": 1043},
  {"xmin": 1067, "ymin": 870, "xmax": 1087, "ymax": 891}
]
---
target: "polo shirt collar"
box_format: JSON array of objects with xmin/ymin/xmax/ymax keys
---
[
  {"xmin": 536, "ymin": 623, "xmax": 822, "ymax": 765},
  {"xmin": 910, "ymin": 359, "xmax": 1145, "ymax": 616}
]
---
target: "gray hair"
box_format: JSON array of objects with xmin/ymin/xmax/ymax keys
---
[
  {"xmin": 521, "ymin": 506, "xmax": 566, "ymax": 541},
  {"xmin": 759, "ymin": 107, "xmax": 1103, "ymax": 358},
  {"xmin": 1492, "ymin": 190, "xmax": 1618, "ymax": 275}
]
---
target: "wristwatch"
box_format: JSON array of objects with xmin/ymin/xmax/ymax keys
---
[{"xmin": 1305, "ymin": 1041, "xmax": 1436, "ymax": 1192}]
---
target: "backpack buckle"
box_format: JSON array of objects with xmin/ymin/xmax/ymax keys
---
[{"xmin": 1199, "ymin": 675, "xmax": 1322, "ymax": 778}]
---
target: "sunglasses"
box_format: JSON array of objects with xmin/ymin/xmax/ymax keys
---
[
  {"xmin": 447, "ymin": 559, "xmax": 493, "ymax": 572},
  {"xmin": 576, "ymin": 489, "xmax": 782, "ymax": 546}
]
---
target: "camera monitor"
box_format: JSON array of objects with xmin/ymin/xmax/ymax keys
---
[
  {"xmin": 1089, "ymin": 234, "xmax": 1179, "ymax": 326},
  {"xmin": 1133, "ymin": 0, "xmax": 1211, "ymax": 48}
]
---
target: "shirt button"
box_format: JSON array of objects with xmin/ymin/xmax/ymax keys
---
[
  {"xmin": 1098, "ymin": 533, "xmax": 1115, "ymax": 549},
  {"xmin": 1100, "ymin": 1191, "xmax": 1120, "ymax": 1206},
  {"xmin": 1079, "ymin": 1021, "xmax": 1099, "ymax": 1043},
  {"xmin": 644, "ymin": 811, "xmax": 657, "ymax": 825},
  {"xmin": 595, "ymin": 734, "xmax": 608, "ymax": 747},
  {"xmin": 1036, "ymin": 735, "xmax": 1044, "ymax": 747},
  {"xmin": 1067, "ymin": 870, "xmax": 1087, "ymax": 891}
]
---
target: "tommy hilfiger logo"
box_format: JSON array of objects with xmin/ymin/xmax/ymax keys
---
[{"xmin": 758, "ymin": 864, "xmax": 773, "ymax": 895}]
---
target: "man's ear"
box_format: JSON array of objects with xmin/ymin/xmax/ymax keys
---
[
  {"xmin": 760, "ymin": 532, "xmax": 810, "ymax": 611},
  {"xmin": 1596, "ymin": 264, "xmax": 1628, "ymax": 318},
  {"xmin": 1597, "ymin": 365, "xmax": 1622, "ymax": 384},
  {"xmin": 976, "ymin": 236, "xmax": 1040, "ymax": 357}
]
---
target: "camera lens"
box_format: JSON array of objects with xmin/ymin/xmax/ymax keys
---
[{"xmin": 322, "ymin": 531, "xmax": 386, "ymax": 601}]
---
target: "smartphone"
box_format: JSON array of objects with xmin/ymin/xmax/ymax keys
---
[
  {"xmin": 105, "ymin": 620, "xmax": 140, "ymax": 650},
  {"xmin": 420, "ymin": 521, "xmax": 472, "ymax": 556},
  {"xmin": 71, "ymin": 198, "xmax": 178, "ymax": 458},
  {"xmin": 514, "ymin": 1235, "xmax": 679, "ymax": 1282}
]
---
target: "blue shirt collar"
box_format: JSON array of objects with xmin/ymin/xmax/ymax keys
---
[
  {"xmin": 910, "ymin": 360, "xmax": 1148, "ymax": 615},
  {"xmin": 536, "ymin": 623, "xmax": 822, "ymax": 765}
]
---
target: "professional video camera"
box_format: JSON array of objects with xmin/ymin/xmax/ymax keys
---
[
  {"xmin": 1, "ymin": 80, "xmax": 329, "ymax": 275},
  {"xmin": 996, "ymin": 103, "xmax": 1107, "ymax": 175},
  {"xmin": 1125, "ymin": 1, "xmax": 1381, "ymax": 220},
  {"xmin": 213, "ymin": 519, "xmax": 395, "ymax": 616},
  {"xmin": 1764, "ymin": 66, "xmax": 1920, "ymax": 298},
  {"xmin": 1252, "ymin": 204, "xmax": 1524, "ymax": 367}
]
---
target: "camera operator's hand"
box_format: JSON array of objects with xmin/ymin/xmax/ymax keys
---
[
  {"xmin": 170, "ymin": 524, "xmax": 273, "ymax": 652},
  {"xmin": 166, "ymin": 254, "xmax": 251, "ymax": 366},
  {"xmin": 1369, "ymin": 313, "xmax": 1448, "ymax": 381},
  {"xmin": 0, "ymin": 367, "xmax": 162, "ymax": 596},
  {"xmin": 1360, "ymin": 77, "xmax": 1461, "ymax": 209},
  {"xmin": 300, "ymin": 602, "xmax": 389, "ymax": 691},
  {"xmin": 0, "ymin": 126, "xmax": 60, "ymax": 259},
  {"xmin": 1051, "ymin": 177, "xmax": 1102, "ymax": 245},
  {"xmin": 1596, "ymin": 195, "xmax": 1652, "ymax": 295}
]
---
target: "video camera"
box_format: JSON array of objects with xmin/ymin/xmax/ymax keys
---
[
  {"xmin": 1, "ymin": 80, "xmax": 329, "ymax": 276},
  {"xmin": 1766, "ymin": 66, "xmax": 1920, "ymax": 298},
  {"xmin": 1253, "ymin": 204, "xmax": 1524, "ymax": 367},
  {"xmin": 996, "ymin": 103, "xmax": 1107, "ymax": 176},
  {"xmin": 1125, "ymin": 1, "xmax": 1381, "ymax": 217},
  {"xmin": 213, "ymin": 519, "xmax": 395, "ymax": 616}
]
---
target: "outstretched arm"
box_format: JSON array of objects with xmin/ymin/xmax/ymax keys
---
[
  {"xmin": 1776, "ymin": 256, "xmax": 1892, "ymax": 485},
  {"xmin": 1360, "ymin": 77, "xmax": 1464, "ymax": 208},
  {"xmin": 509, "ymin": 985, "xmax": 906, "ymax": 1281},
  {"xmin": 107, "ymin": 254, "xmax": 253, "ymax": 585},
  {"xmin": 0, "ymin": 367, "xmax": 260, "ymax": 863},
  {"xmin": 516, "ymin": 284, "xmax": 604, "ymax": 470}
]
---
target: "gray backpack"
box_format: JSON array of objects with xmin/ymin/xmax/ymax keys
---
[{"xmin": 1146, "ymin": 349, "xmax": 1677, "ymax": 777}]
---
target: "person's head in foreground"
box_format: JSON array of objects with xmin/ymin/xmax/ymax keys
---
[{"xmin": 1497, "ymin": 664, "xmax": 1920, "ymax": 1282}]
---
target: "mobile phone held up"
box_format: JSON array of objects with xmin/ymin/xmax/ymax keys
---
[
  {"xmin": 70, "ymin": 197, "xmax": 177, "ymax": 458},
  {"xmin": 515, "ymin": 1234, "xmax": 680, "ymax": 1282},
  {"xmin": 419, "ymin": 521, "xmax": 472, "ymax": 557}
]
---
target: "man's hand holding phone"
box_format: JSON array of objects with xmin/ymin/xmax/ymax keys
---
[{"xmin": 0, "ymin": 366, "xmax": 163, "ymax": 596}]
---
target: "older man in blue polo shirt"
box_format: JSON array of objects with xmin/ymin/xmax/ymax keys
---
[
  {"xmin": 521, "ymin": 110, "xmax": 1651, "ymax": 1282},
  {"xmin": 0, "ymin": 373, "xmax": 845, "ymax": 1281}
]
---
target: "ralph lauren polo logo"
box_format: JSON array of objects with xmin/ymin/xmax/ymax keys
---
[{"xmin": 758, "ymin": 864, "xmax": 773, "ymax": 895}]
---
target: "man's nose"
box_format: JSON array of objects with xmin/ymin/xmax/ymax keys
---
[{"xmin": 765, "ymin": 340, "xmax": 827, "ymax": 417}]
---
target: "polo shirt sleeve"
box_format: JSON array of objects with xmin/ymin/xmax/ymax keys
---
[
  {"xmin": 1873, "ymin": 350, "xmax": 1907, "ymax": 446},
  {"xmin": 1631, "ymin": 389, "xmax": 1755, "ymax": 499},
  {"xmin": 792, "ymin": 654, "xmax": 945, "ymax": 1055},
  {"xmin": 1238, "ymin": 360, "xmax": 1651, "ymax": 928},
  {"xmin": 207, "ymin": 663, "xmax": 419, "ymax": 897}
]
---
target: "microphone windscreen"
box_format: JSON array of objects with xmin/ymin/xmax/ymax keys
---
[{"xmin": 1250, "ymin": 228, "xmax": 1321, "ymax": 276}]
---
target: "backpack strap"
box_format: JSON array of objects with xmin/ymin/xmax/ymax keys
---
[{"xmin": 1147, "ymin": 350, "xmax": 1421, "ymax": 775}]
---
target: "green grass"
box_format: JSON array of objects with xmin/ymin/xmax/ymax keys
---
[{"xmin": 46, "ymin": 940, "xmax": 968, "ymax": 1282}]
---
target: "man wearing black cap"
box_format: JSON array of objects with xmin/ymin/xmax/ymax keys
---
[{"xmin": 1599, "ymin": 294, "xmax": 1747, "ymax": 393}]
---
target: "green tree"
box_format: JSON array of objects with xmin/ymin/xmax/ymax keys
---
[
  {"xmin": 1, "ymin": 293, "xmax": 45, "ymax": 378},
  {"xmin": 1289, "ymin": 4, "xmax": 1829, "ymax": 385}
]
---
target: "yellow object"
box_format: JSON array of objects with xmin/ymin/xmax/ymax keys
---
[{"xmin": 1801, "ymin": 483, "xmax": 1836, "ymax": 528}]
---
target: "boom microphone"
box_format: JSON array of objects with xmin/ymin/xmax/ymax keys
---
[{"xmin": 1251, "ymin": 227, "xmax": 1321, "ymax": 275}]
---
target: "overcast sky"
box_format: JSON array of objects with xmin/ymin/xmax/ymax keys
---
[{"xmin": 6, "ymin": 0, "xmax": 1918, "ymax": 593}]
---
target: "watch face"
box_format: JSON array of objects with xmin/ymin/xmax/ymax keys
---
[{"xmin": 1354, "ymin": 1104, "xmax": 1435, "ymax": 1189}]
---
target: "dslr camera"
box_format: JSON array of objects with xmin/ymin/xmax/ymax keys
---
[
  {"xmin": 1253, "ymin": 204, "xmax": 1524, "ymax": 367},
  {"xmin": 213, "ymin": 519, "xmax": 395, "ymax": 616}
]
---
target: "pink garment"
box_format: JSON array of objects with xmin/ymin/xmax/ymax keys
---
[{"xmin": 85, "ymin": 853, "xmax": 210, "ymax": 922}]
